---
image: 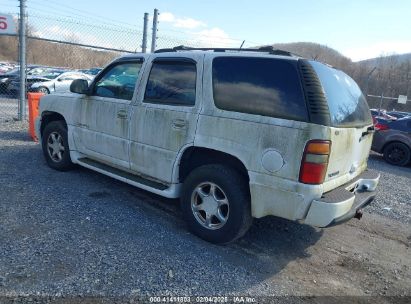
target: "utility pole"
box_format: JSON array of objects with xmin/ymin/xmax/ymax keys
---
[
  {"xmin": 151, "ymin": 8, "xmax": 159, "ymax": 53},
  {"xmin": 365, "ymin": 66, "xmax": 377, "ymax": 96},
  {"xmin": 141, "ymin": 13, "xmax": 148, "ymax": 53},
  {"xmin": 18, "ymin": 0, "xmax": 26, "ymax": 121}
]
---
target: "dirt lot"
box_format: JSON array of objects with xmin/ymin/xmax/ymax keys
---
[{"xmin": 0, "ymin": 121, "xmax": 410, "ymax": 303}]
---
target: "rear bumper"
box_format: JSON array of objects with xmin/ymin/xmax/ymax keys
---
[{"xmin": 302, "ymin": 170, "xmax": 380, "ymax": 227}]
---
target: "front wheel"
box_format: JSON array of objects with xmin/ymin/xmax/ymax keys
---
[
  {"xmin": 37, "ymin": 87, "xmax": 50, "ymax": 94},
  {"xmin": 383, "ymin": 142, "xmax": 411, "ymax": 166},
  {"xmin": 181, "ymin": 164, "xmax": 252, "ymax": 244},
  {"xmin": 42, "ymin": 121, "xmax": 73, "ymax": 171}
]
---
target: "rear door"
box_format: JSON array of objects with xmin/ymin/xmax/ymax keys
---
[
  {"xmin": 309, "ymin": 61, "xmax": 374, "ymax": 188},
  {"xmin": 129, "ymin": 54, "xmax": 202, "ymax": 183}
]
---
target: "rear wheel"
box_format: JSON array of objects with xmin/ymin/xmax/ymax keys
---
[
  {"xmin": 42, "ymin": 121, "xmax": 73, "ymax": 171},
  {"xmin": 383, "ymin": 142, "xmax": 411, "ymax": 166},
  {"xmin": 181, "ymin": 164, "xmax": 252, "ymax": 244}
]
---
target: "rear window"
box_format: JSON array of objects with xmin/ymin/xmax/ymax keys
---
[
  {"xmin": 212, "ymin": 57, "xmax": 308, "ymax": 121},
  {"xmin": 310, "ymin": 61, "xmax": 372, "ymax": 128}
]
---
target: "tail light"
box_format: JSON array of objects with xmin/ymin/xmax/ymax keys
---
[
  {"xmin": 299, "ymin": 140, "xmax": 331, "ymax": 184},
  {"xmin": 375, "ymin": 123, "xmax": 389, "ymax": 131}
]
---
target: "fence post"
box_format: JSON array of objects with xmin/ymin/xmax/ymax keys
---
[
  {"xmin": 142, "ymin": 13, "xmax": 148, "ymax": 53},
  {"xmin": 151, "ymin": 9, "xmax": 159, "ymax": 53},
  {"xmin": 18, "ymin": 0, "xmax": 27, "ymax": 121},
  {"xmin": 378, "ymin": 93, "xmax": 384, "ymax": 115}
]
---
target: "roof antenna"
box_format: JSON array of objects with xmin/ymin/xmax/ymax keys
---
[{"xmin": 239, "ymin": 40, "xmax": 245, "ymax": 49}]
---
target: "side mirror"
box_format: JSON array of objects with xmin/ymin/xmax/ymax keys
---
[
  {"xmin": 70, "ymin": 79, "xmax": 89, "ymax": 94},
  {"xmin": 57, "ymin": 78, "xmax": 63, "ymax": 82}
]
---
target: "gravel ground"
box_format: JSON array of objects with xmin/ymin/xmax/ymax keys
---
[
  {"xmin": 0, "ymin": 97, "xmax": 19, "ymax": 123},
  {"xmin": 0, "ymin": 121, "xmax": 410, "ymax": 303},
  {"xmin": 367, "ymin": 151, "xmax": 411, "ymax": 224}
]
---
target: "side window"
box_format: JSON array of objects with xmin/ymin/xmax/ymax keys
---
[
  {"xmin": 144, "ymin": 59, "xmax": 196, "ymax": 106},
  {"xmin": 212, "ymin": 57, "xmax": 308, "ymax": 121},
  {"xmin": 93, "ymin": 61, "xmax": 143, "ymax": 101}
]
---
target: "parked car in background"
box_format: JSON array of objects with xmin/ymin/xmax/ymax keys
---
[
  {"xmin": 374, "ymin": 117, "xmax": 391, "ymax": 130},
  {"xmin": 387, "ymin": 110, "xmax": 410, "ymax": 119},
  {"xmin": 370, "ymin": 109, "xmax": 397, "ymax": 121},
  {"xmin": 372, "ymin": 117, "xmax": 411, "ymax": 166},
  {"xmin": 0, "ymin": 62, "xmax": 16, "ymax": 74},
  {"xmin": 29, "ymin": 71, "xmax": 92, "ymax": 94},
  {"xmin": 8, "ymin": 69, "xmax": 64, "ymax": 94},
  {"xmin": 0, "ymin": 69, "xmax": 16, "ymax": 92},
  {"xmin": 1, "ymin": 65, "xmax": 50, "ymax": 94}
]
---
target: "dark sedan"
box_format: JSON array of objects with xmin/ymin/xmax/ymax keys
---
[
  {"xmin": 372, "ymin": 117, "xmax": 411, "ymax": 166},
  {"xmin": 0, "ymin": 65, "xmax": 50, "ymax": 94}
]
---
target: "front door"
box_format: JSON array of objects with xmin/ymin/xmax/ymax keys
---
[
  {"xmin": 73, "ymin": 59, "xmax": 144, "ymax": 169},
  {"xmin": 129, "ymin": 55, "xmax": 203, "ymax": 183}
]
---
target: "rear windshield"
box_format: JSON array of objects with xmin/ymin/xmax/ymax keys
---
[{"xmin": 310, "ymin": 61, "xmax": 372, "ymax": 128}]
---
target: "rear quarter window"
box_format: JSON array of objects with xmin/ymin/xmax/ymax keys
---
[{"xmin": 212, "ymin": 57, "xmax": 308, "ymax": 121}]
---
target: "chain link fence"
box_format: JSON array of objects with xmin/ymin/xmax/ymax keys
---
[
  {"xmin": 0, "ymin": 7, "xmax": 255, "ymax": 122},
  {"xmin": 0, "ymin": 10, "xmax": 144, "ymax": 122}
]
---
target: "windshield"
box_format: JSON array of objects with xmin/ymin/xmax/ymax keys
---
[{"xmin": 310, "ymin": 61, "xmax": 372, "ymax": 128}]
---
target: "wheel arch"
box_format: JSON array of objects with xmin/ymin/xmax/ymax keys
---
[
  {"xmin": 40, "ymin": 111, "xmax": 67, "ymax": 136},
  {"xmin": 175, "ymin": 146, "xmax": 250, "ymax": 184}
]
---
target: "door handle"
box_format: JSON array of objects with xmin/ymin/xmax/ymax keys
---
[
  {"xmin": 117, "ymin": 110, "xmax": 128, "ymax": 119},
  {"xmin": 172, "ymin": 119, "xmax": 187, "ymax": 129}
]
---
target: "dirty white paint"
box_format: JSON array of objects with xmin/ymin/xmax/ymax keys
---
[{"xmin": 35, "ymin": 51, "xmax": 379, "ymax": 227}]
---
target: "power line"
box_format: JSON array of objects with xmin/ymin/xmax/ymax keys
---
[
  {"xmin": 28, "ymin": 0, "xmax": 138, "ymax": 29},
  {"xmin": 26, "ymin": 5, "xmax": 136, "ymax": 31},
  {"xmin": 27, "ymin": 12, "xmax": 142, "ymax": 35}
]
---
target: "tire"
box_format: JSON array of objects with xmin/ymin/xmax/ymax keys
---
[
  {"xmin": 181, "ymin": 164, "xmax": 252, "ymax": 244},
  {"xmin": 383, "ymin": 142, "xmax": 411, "ymax": 166},
  {"xmin": 38, "ymin": 87, "xmax": 50, "ymax": 94},
  {"xmin": 41, "ymin": 121, "xmax": 73, "ymax": 171}
]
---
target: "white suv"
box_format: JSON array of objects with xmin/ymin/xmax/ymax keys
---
[{"xmin": 35, "ymin": 46, "xmax": 380, "ymax": 244}]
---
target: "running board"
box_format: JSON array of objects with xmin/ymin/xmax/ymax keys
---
[{"xmin": 76, "ymin": 157, "xmax": 181, "ymax": 198}]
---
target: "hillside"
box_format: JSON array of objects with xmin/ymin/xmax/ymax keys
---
[
  {"xmin": 270, "ymin": 42, "xmax": 352, "ymax": 70},
  {"xmin": 359, "ymin": 52, "xmax": 411, "ymax": 65}
]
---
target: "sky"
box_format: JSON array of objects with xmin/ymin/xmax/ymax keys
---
[{"xmin": 2, "ymin": 0, "xmax": 411, "ymax": 61}]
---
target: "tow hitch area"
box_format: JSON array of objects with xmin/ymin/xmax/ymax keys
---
[{"xmin": 354, "ymin": 209, "xmax": 363, "ymax": 220}]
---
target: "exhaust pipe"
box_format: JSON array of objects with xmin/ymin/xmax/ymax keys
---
[{"xmin": 354, "ymin": 209, "xmax": 363, "ymax": 220}]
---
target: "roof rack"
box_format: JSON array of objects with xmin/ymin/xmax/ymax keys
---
[{"xmin": 154, "ymin": 45, "xmax": 298, "ymax": 57}]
